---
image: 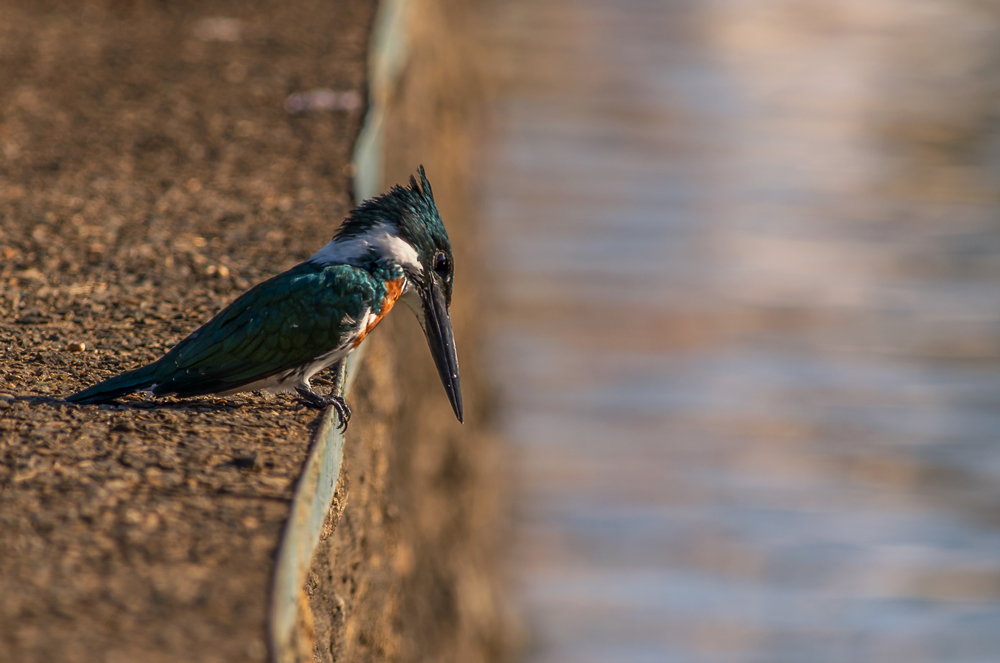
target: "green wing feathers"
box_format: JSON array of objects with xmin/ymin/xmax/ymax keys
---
[{"xmin": 67, "ymin": 263, "xmax": 386, "ymax": 403}]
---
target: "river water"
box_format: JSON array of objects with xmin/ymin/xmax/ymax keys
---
[{"xmin": 475, "ymin": 0, "xmax": 1000, "ymax": 661}]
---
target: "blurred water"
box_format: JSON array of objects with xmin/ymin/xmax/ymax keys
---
[{"xmin": 476, "ymin": 0, "xmax": 1000, "ymax": 661}]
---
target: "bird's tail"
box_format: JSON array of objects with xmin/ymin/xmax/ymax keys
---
[{"xmin": 65, "ymin": 362, "xmax": 162, "ymax": 404}]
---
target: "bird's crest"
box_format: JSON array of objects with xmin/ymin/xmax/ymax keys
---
[{"xmin": 335, "ymin": 165, "xmax": 445, "ymax": 253}]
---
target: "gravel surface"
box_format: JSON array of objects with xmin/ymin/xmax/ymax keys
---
[{"xmin": 0, "ymin": 1, "xmax": 375, "ymax": 660}]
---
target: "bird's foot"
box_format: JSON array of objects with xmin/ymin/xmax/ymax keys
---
[{"xmin": 295, "ymin": 387, "xmax": 352, "ymax": 431}]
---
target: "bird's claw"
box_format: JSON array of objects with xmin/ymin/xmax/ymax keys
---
[
  {"xmin": 295, "ymin": 388, "xmax": 352, "ymax": 431},
  {"xmin": 330, "ymin": 396, "xmax": 351, "ymax": 432}
]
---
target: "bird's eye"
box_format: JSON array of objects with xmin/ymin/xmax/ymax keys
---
[{"xmin": 433, "ymin": 251, "xmax": 450, "ymax": 277}]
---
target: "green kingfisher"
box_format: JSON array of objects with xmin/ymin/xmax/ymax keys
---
[{"xmin": 66, "ymin": 167, "xmax": 463, "ymax": 428}]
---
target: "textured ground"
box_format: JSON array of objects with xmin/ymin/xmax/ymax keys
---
[{"xmin": 0, "ymin": 1, "xmax": 371, "ymax": 660}]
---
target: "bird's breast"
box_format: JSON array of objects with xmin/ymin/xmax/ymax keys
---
[{"xmin": 351, "ymin": 277, "xmax": 405, "ymax": 348}]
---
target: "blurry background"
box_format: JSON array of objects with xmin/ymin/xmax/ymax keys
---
[{"xmin": 473, "ymin": 0, "xmax": 1000, "ymax": 661}]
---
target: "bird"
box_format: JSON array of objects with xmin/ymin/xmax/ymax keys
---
[{"xmin": 66, "ymin": 166, "xmax": 463, "ymax": 429}]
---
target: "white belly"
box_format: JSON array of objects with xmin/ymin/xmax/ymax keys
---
[{"xmin": 215, "ymin": 342, "xmax": 354, "ymax": 396}]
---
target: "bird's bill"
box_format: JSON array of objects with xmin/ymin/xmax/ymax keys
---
[{"xmin": 420, "ymin": 280, "xmax": 464, "ymax": 423}]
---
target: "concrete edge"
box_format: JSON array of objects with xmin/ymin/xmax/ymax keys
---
[{"xmin": 267, "ymin": 1, "xmax": 414, "ymax": 660}]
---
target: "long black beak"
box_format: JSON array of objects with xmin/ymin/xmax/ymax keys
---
[{"xmin": 419, "ymin": 280, "xmax": 463, "ymax": 422}]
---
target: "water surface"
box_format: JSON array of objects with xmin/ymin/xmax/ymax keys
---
[{"xmin": 476, "ymin": 1, "xmax": 1000, "ymax": 661}]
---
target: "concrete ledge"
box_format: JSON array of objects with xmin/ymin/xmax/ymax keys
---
[
  {"xmin": 0, "ymin": 0, "xmax": 505, "ymax": 661},
  {"xmin": 267, "ymin": 1, "xmax": 413, "ymax": 660}
]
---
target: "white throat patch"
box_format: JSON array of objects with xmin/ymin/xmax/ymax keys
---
[{"xmin": 310, "ymin": 223, "xmax": 422, "ymax": 272}]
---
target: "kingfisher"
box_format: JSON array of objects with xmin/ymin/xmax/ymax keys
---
[{"xmin": 66, "ymin": 166, "xmax": 462, "ymax": 428}]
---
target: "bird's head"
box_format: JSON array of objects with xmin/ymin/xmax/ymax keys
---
[{"xmin": 316, "ymin": 166, "xmax": 463, "ymax": 422}]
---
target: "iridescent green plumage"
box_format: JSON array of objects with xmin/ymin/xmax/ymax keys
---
[{"xmin": 68, "ymin": 262, "xmax": 396, "ymax": 402}]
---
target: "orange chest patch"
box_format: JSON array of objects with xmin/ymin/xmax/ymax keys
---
[{"xmin": 352, "ymin": 277, "xmax": 404, "ymax": 348}]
